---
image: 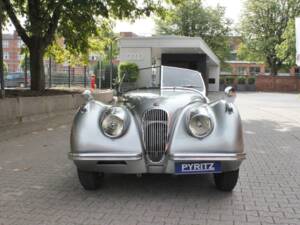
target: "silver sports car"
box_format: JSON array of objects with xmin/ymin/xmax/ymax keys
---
[{"xmin": 69, "ymin": 66, "xmax": 245, "ymax": 191}]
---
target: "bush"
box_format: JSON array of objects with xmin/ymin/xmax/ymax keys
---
[
  {"xmin": 219, "ymin": 77, "xmax": 225, "ymax": 84},
  {"xmin": 248, "ymin": 77, "xmax": 256, "ymax": 85},
  {"xmin": 225, "ymin": 76, "xmax": 234, "ymax": 85},
  {"xmin": 237, "ymin": 76, "xmax": 246, "ymax": 84},
  {"xmin": 118, "ymin": 62, "xmax": 139, "ymax": 83}
]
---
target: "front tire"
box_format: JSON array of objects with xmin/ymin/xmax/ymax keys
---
[
  {"xmin": 214, "ymin": 169, "xmax": 239, "ymax": 192},
  {"xmin": 77, "ymin": 169, "xmax": 103, "ymax": 190}
]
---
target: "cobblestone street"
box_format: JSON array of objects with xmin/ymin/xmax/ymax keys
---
[{"xmin": 0, "ymin": 92, "xmax": 300, "ymax": 225}]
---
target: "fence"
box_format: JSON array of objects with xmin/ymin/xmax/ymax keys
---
[{"xmin": 3, "ymin": 63, "xmax": 118, "ymax": 89}]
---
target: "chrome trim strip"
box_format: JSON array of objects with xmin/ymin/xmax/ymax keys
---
[
  {"xmin": 69, "ymin": 152, "xmax": 142, "ymax": 161},
  {"xmin": 170, "ymin": 153, "xmax": 246, "ymax": 161}
]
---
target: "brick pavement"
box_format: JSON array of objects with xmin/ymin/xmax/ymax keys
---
[{"xmin": 0, "ymin": 92, "xmax": 300, "ymax": 225}]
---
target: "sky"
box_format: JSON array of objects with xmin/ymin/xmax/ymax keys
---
[
  {"xmin": 4, "ymin": 0, "xmax": 243, "ymax": 35},
  {"xmin": 115, "ymin": 0, "xmax": 244, "ymax": 36}
]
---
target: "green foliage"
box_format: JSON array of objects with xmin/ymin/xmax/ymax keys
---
[
  {"xmin": 3, "ymin": 61, "xmax": 8, "ymax": 74},
  {"xmin": 2, "ymin": 0, "xmax": 165, "ymax": 90},
  {"xmin": 240, "ymin": 0, "xmax": 300, "ymax": 75},
  {"xmin": 237, "ymin": 76, "xmax": 246, "ymax": 84},
  {"xmin": 225, "ymin": 76, "xmax": 234, "ymax": 85},
  {"xmin": 20, "ymin": 55, "xmax": 29, "ymax": 71},
  {"xmin": 89, "ymin": 20, "xmax": 119, "ymax": 64},
  {"xmin": 237, "ymin": 42, "xmax": 264, "ymax": 62},
  {"xmin": 155, "ymin": 0, "xmax": 232, "ymax": 61},
  {"xmin": 118, "ymin": 62, "xmax": 139, "ymax": 83},
  {"xmin": 247, "ymin": 77, "xmax": 256, "ymax": 85},
  {"xmin": 275, "ymin": 18, "xmax": 296, "ymax": 67}
]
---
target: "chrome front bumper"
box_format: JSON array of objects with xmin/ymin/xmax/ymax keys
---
[
  {"xmin": 69, "ymin": 152, "xmax": 246, "ymax": 174},
  {"xmin": 68, "ymin": 152, "xmax": 142, "ymax": 161}
]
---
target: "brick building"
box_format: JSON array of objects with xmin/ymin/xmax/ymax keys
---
[
  {"xmin": 224, "ymin": 36, "xmax": 299, "ymax": 76},
  {"xmin": 2, "ymin": 31, "xmax": 23, "ymax": 73}
]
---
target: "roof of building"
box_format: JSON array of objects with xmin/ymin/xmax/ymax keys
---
[
  {"xmin": 119, "ymin": 35, "xmax": 220, "ymax": 66},
  {"xmin": 225, "ymin": 60, "xmax": 264, "ymax": 65}
]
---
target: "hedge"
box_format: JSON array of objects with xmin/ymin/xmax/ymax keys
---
[{"xmin": 118, "ymin": 62, "xmax": 139, "ymax": 83}]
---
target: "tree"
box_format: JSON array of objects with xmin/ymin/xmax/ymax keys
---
[
  {"xmin": 155, "ymin": 0, "xmax": 232, "ymax": 61},
  {"xmin": 237, "ymin": 42, "xmax": 265, "ymax": 62},
  {"xmin": 1, "ymin": 0, "xmax": 164, "ymax": 91},
  {"xmin": 240, "ymin": 0, "xmax": 300, "ymax": 75},
  {"xmin": 275, "ymin": 18, "xmax": 297, "ymax": 67}
]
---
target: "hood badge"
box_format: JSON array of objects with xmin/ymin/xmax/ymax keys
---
[{"xmin": 153, "ymin": 102, "xmax": 159, "ymax": 107}]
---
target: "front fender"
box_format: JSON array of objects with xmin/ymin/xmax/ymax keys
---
[
  {"xmin": 169, "ymin": 100, "xmax": 244, "ymax": 154},
  {"xmin": 70, "ymin": 101, "xmax": 143, "ymax": 155}
]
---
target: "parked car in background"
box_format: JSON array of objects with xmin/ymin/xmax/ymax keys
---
[
  {"xmin": 5, "ymin": 72, "xmax": 30, "ymax": 88},
  {"xmin": 69, "ymin": 66, "xmax": 245, "ymax": 192}
]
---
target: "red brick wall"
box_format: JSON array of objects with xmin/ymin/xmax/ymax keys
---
[{"xmin": 256, "ymin": 76, "xmax": 300, "ymax": 92}]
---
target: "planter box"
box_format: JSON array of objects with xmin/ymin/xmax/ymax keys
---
[
  {"xmin": 237, "ymin": 84, "xmax": 247, "ymax": 91},
  {"xmin": 247, "ymin": 84, "xmax": 256, "ymax": 91}
]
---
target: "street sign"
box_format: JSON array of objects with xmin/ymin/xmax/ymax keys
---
[{"xmin": 296, "ymin": 17, "xmax": 300, "ymax": 66}]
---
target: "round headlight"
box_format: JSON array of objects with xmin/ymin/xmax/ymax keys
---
[
  {"xmin": 100, "ymin": 107, "xmax": 129, "ymax": 138},
  {"xmin": 186, "ymin": 107, "xmax": 213, "ymax": 138}
]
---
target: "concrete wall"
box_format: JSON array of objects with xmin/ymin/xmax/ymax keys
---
[
  {"xmin": 0, "ymin": 90, "xmax": 113, "ymax": 128},
  {"xmin": 119, "ymin": 47, "xmax": 152, "ymax": 87}
]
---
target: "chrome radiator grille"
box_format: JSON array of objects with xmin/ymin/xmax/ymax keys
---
[{"xmin": 142, "ymin": 109, "xmax": 168, "ymax": 162}]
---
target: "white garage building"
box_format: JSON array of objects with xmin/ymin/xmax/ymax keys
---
[{"xmin": 118, "ymin": 36, "xmax": 220, "ymax": 92}]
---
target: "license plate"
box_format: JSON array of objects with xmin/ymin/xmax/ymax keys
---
[{"xmin": 175, "ymin": 162, "xmax": 221, "ymax": 174}]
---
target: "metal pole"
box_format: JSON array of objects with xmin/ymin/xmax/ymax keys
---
[
  {"xmin": 110, "ymin": 41, "xmax": 113, "ymax": 89},
  {"xmin": 68, "ymin": 65, "xmax": 71, "ymax": 88},
  {"xmin": 98, "ymin": 59, "xmax": 101, "ymax": 89},
  {"xmin": 0, "ymin": 6, "xmax": 5, "ymax": 98},
  {"xmin": 24, "ymin": 53, "xmax": 28, "ymax": 88},
  {"xmin": 48, "ymin": 56, "xmax": 52, "ymax": 88},
  {"xmin": 84, "ymin": 66, "xmax": 87, "ymax": 88},
  {"xmin": 72, "ymin": 67, "xmax": 76, "ymax": 85}
]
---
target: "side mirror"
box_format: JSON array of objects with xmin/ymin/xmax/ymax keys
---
[
  {"xmin": 82, "ymin": 90, "xmax": 94, "ymax": 102},
  {"xmin": 224, "ymin": 86, "xmax": 236, "ymax": 102},
  {"xmin": 117, "ymin": 72, "xmax": 129, "ymax": 96}
]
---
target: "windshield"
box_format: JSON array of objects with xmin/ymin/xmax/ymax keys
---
[
  {"xmin": 121, "ymin": 66, "xmax": 205, "ymax": 94},
  {"xmin": 161, "ymin": 66, "xmax": 205, "ymax": 93}
]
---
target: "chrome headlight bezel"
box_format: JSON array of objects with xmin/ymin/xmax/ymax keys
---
[
  {"xmin": 100, "ymin": 106, "xmax": 130, "ymax": 138},
  {"xmin": 186, "ymin": 107, "xmax": 214, "ymax": 139}
]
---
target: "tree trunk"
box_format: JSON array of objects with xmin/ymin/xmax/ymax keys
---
[
  {"xmin": 270, "ymin": 64, "xmax": 278, "ymax": 76},
  {"xmin": 29, "ymin": 42, "xmax": 45, "ymax": 91}
]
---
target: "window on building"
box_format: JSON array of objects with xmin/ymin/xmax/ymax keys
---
[
  {"xmin": 236, "ymin": 66, "xmax": 247, "ymax": 75},
  {"xmin": 295, "ymin": 67, "xmax": 300, "ymax": 77},
  {"xmin": 229, "ymin": 52, "xmax": 237, "ymax": 61},
  {"xmin": 18, "ymin": 40, "xmax": 23, "ymax": 48},
  {"xmin": 3, "ymin": 52, "xmax": 10, "ymax": 60},
  {"xmin": 17, "ymin": 54, "xmax": 22, "ymax": 61},
  {"xmin": 265, "ymin": 67, "xmax": 271, "ymax": 75},
  {"xmin": 249, "ymin": 66, "xmax": 260, "ymax": 75},
  {"xmin": 2, "ymin": 40, "xmax": 9, "ymax": 48}
]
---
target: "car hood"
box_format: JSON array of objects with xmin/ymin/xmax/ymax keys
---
[{"xmin": 122, "ymin": 88, "xmax": 207, "ymax": 119}]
